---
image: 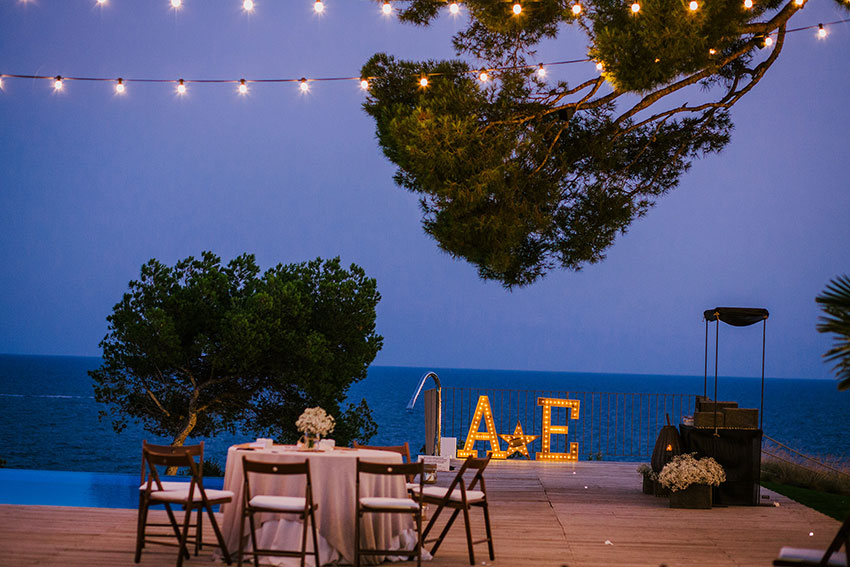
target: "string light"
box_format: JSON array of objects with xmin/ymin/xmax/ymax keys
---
[
  {"xmin": 631, "ymin": 2, "xmax": 641, "ymax": 13},
  {"xmin": 744, "ymin": 0, "xmax": 753, "ymax": 8},
  {"xmin": 96, "ymin": 0, "xmax": 108, "ymax": 5},
  {"xmin": 176, "ymin": 78, "xmax": 186, "ymax": 94},
  {"xmin": 360, "ymin": 78, "xmax": 370, "ymax": 90},
  {"xmin": 299, "ymin": 77, "xmax": 309, "ymax": 92},
  {"xmin": 314, "ymin": 0, "xmax": 324, "ymax": 14},
  {"xmin": 689, "ymin": 1, "xmax": 699, "ymax": 11},
  {"xmin": 513, "ymin": 3, "xmax": 522, "ymax": 15},
  {"xmin": 709, "ymin": 48, "xmax": 717, "ymax": 55},
  {"xmin": 449, "ymin": 2, "xmax": 460, "ymax": 15},
  {"xmin": 764, "ymin": 35, "xmax": 774, "ymax": 46},
  {"xmin": 478, "ymin": 70, "xmax": 489, "ymax": 82},
  {"xmin": 536, "ymin": 63, "xmax": 546, "ymax": 78},
  {"xmin": 794, "ymin": 0, "xmax": 804, "ymax": 6},
  {"xmin": 171, "ymin": 0, "xmax": 182, "ymax": 9},
  {"xmin": 419, "ymin": 76, "xmax": 429, "ymax": 87},
  {"xmin": 53, "ymin": 76, "xmax": 64, "ymax": 91},
  {"xmin": 115, "ymin": 78, "xmax": 125, "ymax": 94},
  {"xmin": 381, "ymin": 1, "xmax": 391, "ymax": 15},
  {"xmin": 0, "ymin": 76, "xmax": 4, "ymax": 90},
  {"xmin": 238, "ymin": 78, "xmax": 248, "ymax": 94},
  {"xmin": 817, "ymin": 23, "xmax": 827, "ymax": 38},
  {"xmin": 242, "ymin": 0, "xmax": 254, "ymax": 12},
  {"xmin": 596, "ymin": 61, "xmax": 604, "ymax": 71},
  {"xmin": 571, "ymin": 3, "xmax": 582, "ymax": 15}
]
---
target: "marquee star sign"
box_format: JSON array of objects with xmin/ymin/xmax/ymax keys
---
[
  {"xmin": 457, "ymin": 395, "xmax": 580, "ymax": 461},
  {"xmin": 498, "ymin": 421, "xmax": 539, "ymax": 459}
]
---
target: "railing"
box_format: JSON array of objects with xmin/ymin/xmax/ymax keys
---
[{"xmin": 440, "ymin": 387, "xmax": 697, "ymax": 460}]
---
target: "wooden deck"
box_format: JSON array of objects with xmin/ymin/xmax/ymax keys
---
[{"xmin": 0, "ymin": 461, "xmax": 840, "ymax": 566}]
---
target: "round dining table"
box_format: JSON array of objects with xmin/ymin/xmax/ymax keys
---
[{"xmin": 219, "ymin": 444, "xmax": 421, "ymax": 566}]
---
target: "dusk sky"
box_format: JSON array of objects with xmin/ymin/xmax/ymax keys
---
[{"xmin": 1, "ymin": 0, "xmax": 848, "ymax": 381}]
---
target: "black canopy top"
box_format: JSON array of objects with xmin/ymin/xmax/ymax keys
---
[{"xmin": 704, "ymin": 307, "xmax": 769, "ymax": 327}]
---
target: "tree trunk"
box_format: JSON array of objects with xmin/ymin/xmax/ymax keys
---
[{"xmin": 165, "ymin": 413, "xmax": 198, "ymax": 476}]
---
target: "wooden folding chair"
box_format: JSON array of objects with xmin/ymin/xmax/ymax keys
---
[
  {"xmin": 420, "ymin": 455, "xmax": 493, "ymax": 565},
  {"xmin": 353, "ymin": 442, "xmax": 423, "ymax": 487},
  {"xmin": 355, "ymin": 459, "xmax": 424, "ymax": 567},
  {"xmin": 136, "ymin": 441, "xmax": 233, "ymax": 567},
  {"xmin": 774, "ymin": 511, "xmax": 850, "ymax": 566},
  {"xmin": 238, "ymin": 457, "xmax": 320, "ymax": 567}
]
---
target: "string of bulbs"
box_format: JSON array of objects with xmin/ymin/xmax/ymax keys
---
[{"xmin": 3, "ymin": 1, "xmax": 847, "ymax": 96}]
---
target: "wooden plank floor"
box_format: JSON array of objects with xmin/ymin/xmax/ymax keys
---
[{"xmin": 0, "ymin": 461, "xmax": 840, "ymax": 566}]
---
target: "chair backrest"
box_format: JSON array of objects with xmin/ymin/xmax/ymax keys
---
[
  {"xmin": 140, "ymin": 440, "xmax": 205, "ymax": 492},
  {"xmin": 819, "ymin": 511, "xmax": 850, "ymax": 565},
  {"xmin": 241, "ymin": 457, "xmax": 312, "ymax": 504},
  {"xmin": 443, "ymin": 455, "xmax": 491, "ymax": 501},
  {"xmin": 356, "ymin": 459, "xmax": 424, "ymax": 499},
  {"xmin": 353, "ymin": 441, "xmax": 411, "ymax": 464}
]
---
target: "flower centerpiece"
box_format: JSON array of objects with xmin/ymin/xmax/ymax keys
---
[
  {"xmin": 658, "ymin": 452, "xmax": 725, "ymax": 509},
  {"xmin": 296, "ymin": 406, "xmax": 335, "ymax": 449}
]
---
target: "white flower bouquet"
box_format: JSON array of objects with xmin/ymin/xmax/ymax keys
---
[
  {"xmin": 637, "ymin": 463, "xmax": 658, "ymax": 481},
  {"xmin": 296, "ymin": 406, "xmax": 336, "ymax": 437},
  {"xmin": 658, "ymin": 452, "xmax": 726, "ymax": 492}
]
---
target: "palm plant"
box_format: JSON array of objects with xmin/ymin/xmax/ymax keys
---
[{"xmin": 816, "ymin": 275, "xmax": 850, "ymax": 390}]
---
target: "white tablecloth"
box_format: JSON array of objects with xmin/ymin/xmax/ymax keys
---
[{"xmin": 220, "ymin": 445, "xmax": 420, "ymax": 566}]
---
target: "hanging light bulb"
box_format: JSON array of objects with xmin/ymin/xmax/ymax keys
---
[
  {"xmin": 571, "ymin": 3, "xmax": 582, "ymax": 15},
  {"xmin": 360, "ymin": 78, "xmax": 370, "ymax": 90},
  {"xmin": 536, "ymin": 64, "xmax": 546, "ymax": 78},
  {"xmin": 243, "ymin": 0, "xmax": 254, "ymax": 12},
  {"xmin": 97, "ymin": 0, "xmax": 108, "ymax": 5},
  {"xmin": 793, "ymin": 0, "xmax": 804, "ymax": 6},
  {"xmin": 314, "ymin": 0, "xmax": 324, "ymax": 13},
  {"xmin": 449, "ymin": 2, "xmax": 460, "ymax": 15},
  {"xmin": 817, "ymin": 23, "xmax": 826, "ymax": 38},
  {"xmin": 688, "ymin": 1, "xmax": 698, "ymax": 10},
  {"xmin": 177, "ymin": 79, "xmax": 186, "ymax": 94},
  {"xmin": 115, "ymin": 78, "xmax": 125, "ymax": 94},
  {"xmin": 53, "ymin": 76, "xmax": 64, "ymax": 91},
  {"xmin": 513, "ymin": 3, "xmax": 522, "ymax": 15},
  {"xmin": 0, "ymin": 76, "xmax": 4, "ymax": 90},
  {"xmin": 419, "ymin": 76, "xmax": 429, "ymax": 88},
  {"xmin": 708, "ymin": 48, "xmax": 717, "ymax": 55},
  {"xmin": 382, "ymin": 1, "xmax": 392, "ymax": 15},
  {"xmin": 238, "ymin": 79, "xmax": 248, "ymax": 94},
  {"xmin": 743, "ymin": 0, "xmax": 753, "ymax": 8},
  {"xmin": 630, "ymin": 2, "xmax": 641, "ymax": 13},
  {"xmin": 171, "ymin": 0, "xmax": 182, "ymax": 8},
  {"xmin": 596, "ymin": 61, "xmax": 604, "ymax": 71},
  {"xmin": 478, "ymin": 70, "xmax": 489, "ymax": 82},
  {"xmin": 764, "ymin": 35, "xmax": 774, "ymax": 47},
  {"xmin": 299, "ymin": 78, "xmax": 309, "ymax": 92}
]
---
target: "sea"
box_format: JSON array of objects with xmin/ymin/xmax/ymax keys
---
[{"xmin": 1, "ymin": 354, "xmax": 848, "ymax": 475}]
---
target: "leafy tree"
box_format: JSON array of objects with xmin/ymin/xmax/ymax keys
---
[
  {"xmin": 90, "ymin": 252, "xmax": 383, "ymax": 449},
  {"xmin": 361, "ymin": 0, "xmax": 846, "ymax": 287},
  {"xmin": 816, "ymin": 275, "xmax": 850, "ymax": 390}
]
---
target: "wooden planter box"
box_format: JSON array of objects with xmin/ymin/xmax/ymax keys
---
[
  {"xmin": 653, "ymin": 480, "xmax": 670, "ymax": 497},
  {"xmin": 642, "ymin": 475, "xmax": 654, "ymax": 495},
  {"xmin": 669, "ymin": 484, "xmax": 713, "ymax": 509}
]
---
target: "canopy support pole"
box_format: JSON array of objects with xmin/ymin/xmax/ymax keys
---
[
  {"xmin": 714, "ymin": 315, "xmax": 720, "ymax": 437},
  {"xmin": 704, "ymin": 319, "xmax": 709, "ymax": 399},
  {"xmin": 760, "ymin": 318, "xmax": 766, "ymax": 431}
]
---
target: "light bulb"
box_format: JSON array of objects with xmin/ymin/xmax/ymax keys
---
[
  {"xmin": 631, "ymin": 2, "xmax": 640, "ymax": 12},
  {"xmin": 479, "ymin": 70, "xmax": 489, "ymax": 82},
  {"xmin": 53, "ymin": 76, "xmax": 64, "ymax": 91},
  {"xmin": 299, "ymin": 78, "xmax": 309, "ymax": 92},
  {"xmin": 360, "ymin": 79, "xmax": 370, "ymax": 90},
  {"xmin": 793, "ymin": 0, "xmax": 803, "ymax": 5},
  {"xmin": 536, "ymin": 64, "xmax": 546, "ymax": 78},
  {"xmin": 689, "ymin": 1, "xmax": 698, "ymax": 10},
  {"xmin": 314, "ymin": 0, "xmax": 324, "ymax": 13},
  {"xmin": 513, "ymin": 3, "xmax": 522, "ymax": 14},
  {"xmin": 764, "ymin": 35, "xmax": 774, "ymax": 46},
  {"xmin": 419, "ymin": 76, "xmax": 428, "ymax": 87},
  {"xmin": 238, "ymin": 79, "xmax": 248, "ymax": 94},
  {"xmin": 596, "ymin": 61, "xmax": 604, "ymax": 71},
  {"xmin": 817, "ymin": 23, "xmax": 826, "ymax": 38},
  {"xmin": 115, "ymin": 78, "xmax": 125, "ymax": 94},
  {"xmin": 177, "ymin": 79, "xmax": 186, "ymax": 94},
  {"xmin": 449, "ymin": 2, "xmax": 460, "ymax": 14},
  {"xmin": 571, "ymin": 3, "xmax": 582, "ymax": 15},
  {"xmin": 97, "ymin": 0, "xmax": 108, "ymax": 5},
  {"xmin": 382, "ymin": 1, "xmax": 391, "ymax": 15},
  {"xmin": 708, "ymin": 48, "xmax": 716, "ymax": 55},
  {"xmin": 0, "ymin": 77, "xmax": 4, "ymax": 90},
  {"xmin": 743, "ymin": 0, "xmax": 753, "ymax": 8},
  {"xmin": 243, "ymin": 0, "xmax": 254, "ymax": 11},
  {"xmin": 171, "ymin": 0, "xmax": 182, "ymax": 8}
]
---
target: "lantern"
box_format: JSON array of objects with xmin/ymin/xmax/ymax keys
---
[{"xmin": 651, "ymin": 415, "xmax": 682, "ymax": 473}]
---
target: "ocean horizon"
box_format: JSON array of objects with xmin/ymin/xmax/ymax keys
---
[{"xmin": 2, "ymin": 353, "xmax": 847, "ymax": 475}]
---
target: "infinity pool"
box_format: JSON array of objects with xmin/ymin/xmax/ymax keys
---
[{"xmin": 0, "ymin": 469, "xmax": 223, "ymax": 509}]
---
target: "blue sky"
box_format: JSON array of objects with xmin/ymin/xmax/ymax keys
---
[{"xmin": 1, "ymin": 0, "xmax": 848, "ymax": 380}]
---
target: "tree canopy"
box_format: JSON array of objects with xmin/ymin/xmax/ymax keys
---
[
  {"xmin": 816, "ymin": 275, "xmax": 850, "ymax": 390},
  {"xmin": 361, "ymin": 0, "xmax": 847, "ymax": 288},
  {"xmin": 90, "ymin": 252, "xmax": 383, "ymax": 447}
]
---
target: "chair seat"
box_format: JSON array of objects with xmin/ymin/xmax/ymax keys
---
[
  {"xmin": 139, "ymin": 481, "xmax": 191, "ymax": 492},
  {"xmin": 149, "ymin": 487, "xmax": 234, "ymax": 503},
  {"xmin": 775, "ymin": 547, "xmax": 847, "ymax": 566},
  {"xmin": 422, "ymin": 485, "xmax": 485, "ymax": 503},
  {"xmin": 360, "ymin": 496, "xmax": 420, "ymax": 511},
  {"xmin": 249, "ymin": 494, "xmax": 307, "ymax": 513}
]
